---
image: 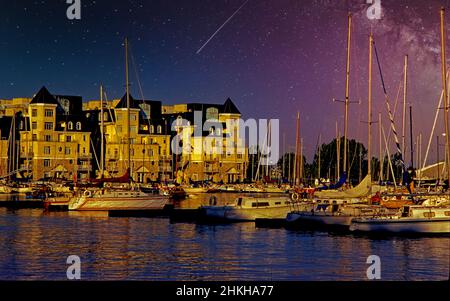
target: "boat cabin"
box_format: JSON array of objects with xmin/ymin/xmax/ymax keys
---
[
  {"xmin": 234, "ymin": 197, "xmax": 292, "ymax": 208},
  {"xmin": 401, "ymin": 205, "xmax": 450, "ymax": 219}
]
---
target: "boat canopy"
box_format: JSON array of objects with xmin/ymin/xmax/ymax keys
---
[
  {"xmin": 317, "ymin": 172, "xmax": 347, "ymax": 191},
  {"xmin": 314, "ymin": 175, "xmax": 372, "ymax": 199}
]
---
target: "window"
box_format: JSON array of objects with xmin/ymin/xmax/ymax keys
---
[
  {"xmin": 131, "ymin": 114, "xmax": 137, "ymax": 121},
  {"xmin": 66, "ymin": 136, "xmax": 72, "ymax": 142},
  {"xmin": 83, "ymin": 135, "xmax": 86, "ymax": 142},
  {"xmin": 252, "ymin": 202, "xmax": 269, "ymax": 208},
  {"xmin": 32, "ymin": 122, "xmax": 37, "ymax": 130},
  {"xmin": 150, "ymin": 125, "xmax": 154, "ymax": 134},
  {"xmin": 117, "ymin": 126, "xmax": 122, "ymax": 133},
  {"xmin": 82, "ymin": 147, "xmax": 86, "ymax": 154},
  {"xmin": 44, "ymin": 159, "xmax": 51, "ymax": 167},
  {"xmin": 44, "ymin": 146, "xmax": 51, "ymax": 155},
  {"xmin": 237, "ymin": 154, "xmax": 243, "ymax": 159},
  {"xmin": 139, "ymin": 103, "xmax": 151, "ymax": 118},
  {"xmin": 65, "ymin": 147, "xmax": 71, "ymax": 155},
  {"xmin": 44, "ymin": 109, "xmax": 53, "ymax": 117},
  {"xmin": 31, "ymin": 109, "xmax": 37, "ymax": 117},
  {"xmin": 44, "ymin": 135, "xmax": 51, "ymax": 142},
  {"xmin": 131, "ymin": 126, "xmax": 137, "ymax": 134},
  {"xmin": 206, "ymin": 107, "xmax": 219, "ymax": 120},
  {"xmin": 116, "ymin": 112, "xmax": 122, "ymax": 121},
  {"xmin": 157, "ymin": 125, "xmax": 162, "ymax": 134},
  {"xmin": 68, "ymin": 122, "xmax": 73, "ymax": 130},
  {"xmin": 32, "ymin": 134, "xmax": 37, "ymax": 141},
  {"xmin": 423, "ymin": 212, "xmax": 435, "ymax": 218},
  {"xmin": 76, "ymin": 122, "xmax": 81, "ymax": 130},
  {"xmin": 44, "ymin": 122, "xmax": 53, "ymax": 130}
]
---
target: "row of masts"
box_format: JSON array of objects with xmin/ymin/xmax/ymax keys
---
[{"xmin": 285, "ymin": 8, "xmax": 449, "ymax": 187}]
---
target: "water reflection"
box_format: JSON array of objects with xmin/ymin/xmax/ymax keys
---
[{"xmin": 0, "ymin": 207, "xmax": 448, "ymax": 280}]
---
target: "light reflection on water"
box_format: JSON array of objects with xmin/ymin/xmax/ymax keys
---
[{"xmin": 0, "ymin": 194, "xmax": 448, "ymax": 281}]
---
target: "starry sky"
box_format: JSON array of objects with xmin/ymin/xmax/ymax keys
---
[{"xmin": 2, "ymin": 0, "xmax": 450, "ymax": 165}]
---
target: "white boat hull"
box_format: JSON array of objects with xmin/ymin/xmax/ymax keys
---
[
  {"xmin": 69, "ymin": 195, "xmax": 169, "ymax": 211},
  {"xmin": 350, "ymin": 218, "xmax": 450, "ymax": 234}
]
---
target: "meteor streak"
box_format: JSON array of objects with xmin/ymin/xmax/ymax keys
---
[{"xmin": 196, "ymin": 0, "xmax": 249, "ymax": 54}]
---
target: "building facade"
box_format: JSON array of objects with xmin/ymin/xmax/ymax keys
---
[
  {"xmin": 0, "ymin": 87, "xmax": 248, "ymax": 183},
  {"xmin": 19, "ymin": 87, "xmax": 92, "ymax": 181}
]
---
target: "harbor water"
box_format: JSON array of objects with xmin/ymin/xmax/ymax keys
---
[{"xmin": 0, "ymin": 193, "xmax": 448, "ymax": 281}]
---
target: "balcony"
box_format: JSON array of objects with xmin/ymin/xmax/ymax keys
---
[
  {"xmin": 159, "ymin": 156, "xmax": 172, "ymax": 161},
  {"xmin": 77, "ymin": 165, "xmax": 92, "ymax": 171},
  {"xmin": 20, "ymin": 152, "xmax": 34, "ymax": 158},
  {"xmin": 159, "ymin": 165, "xmax": 172, "ymax": 172},
  {"xmin": 78, "ymin": 154, "xmax": 92, "ymax": 160}
]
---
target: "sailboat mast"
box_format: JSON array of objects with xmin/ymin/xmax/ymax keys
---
[
  {"xmin": 300, "ymin": 137, "xmax": 303, "ymax": 182},
  {"xmin": 402, "ymin": 55, "xmax": 408, "ymax": 164},
  {"xmin": 368, "ymin": 33, "xmax": 373, "ymax": 179},
  {"xmin": 318, "ymin": 133, "xmax": 321, "ymax": 180},
  {"xmin": 282, "ymin": 132, "xmax": 285, "ymax": 180},
  {"xmin": 125, "ymin": 37, "xmax": 131, "ymax": 176},
  {"xmin": 294, "ymin": 112, "xmax": 300, "ymax": 184},
  {"xmin": 343, "ymin": 13, "xmax": 352, "ymax": 177},
  {"xmin": 440, "ymin": 7, "xmax": 450, "ymax": 183},
  {"xmin": 379, "ymin": 112, "xmax": 383, "ymax": 182},
  {"xmin": 336, "ymin": 121, "xmax": 340, "ymax": 180},
  {"xmin": 100, "ymin": 85, "xmax": 105, "ymax": 176},
  {"xmin": 410, "ymin": 106, "xmax": 414, "ymax": 168}
]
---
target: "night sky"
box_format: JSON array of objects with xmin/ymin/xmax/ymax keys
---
[{"xmin": 2, "ymin": 0, "xmax": 450, "ymax": 165}]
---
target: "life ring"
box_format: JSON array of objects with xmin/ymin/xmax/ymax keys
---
[
  {"xmin": 291, "ymin": 192, "xmax": 299, "ymax": 202},
  {"xmin": 84, "ymin": 190, "xmax": 92, "ymax": 198}
]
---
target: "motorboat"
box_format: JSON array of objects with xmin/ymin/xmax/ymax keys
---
[{"xmin": 200, "ymin": 196, "xmax": 295, "ymax": 221}]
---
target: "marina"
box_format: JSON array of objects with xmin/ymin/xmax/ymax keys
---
[{"xmin": 1, "ymin": 1, "xmax": 450, "ymax": 284}]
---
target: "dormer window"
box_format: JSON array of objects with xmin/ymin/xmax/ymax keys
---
[
  {"xmin": 157, "ymin": 125, "xmax": 162, "ymax": 134},
  {"xmin": 150, "ymin": 125, "xmax": 154, "ymax": 134},
  {"xmin": 68, "ymin": 122, "xmax": 73, "ymax": 130},
  {"xmin": 76, "ymin": 122, "xmax": 81, "ymax": 130}
]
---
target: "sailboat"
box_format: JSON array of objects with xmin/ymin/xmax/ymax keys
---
[
  {"xmin": 349, "ymin": 8, "xmax": 450, "ymax": 235},
  {"xmin": 350, "ymin": 205, "xmax": 450, "ymax": 234},
  {"xmin": 68, "ymin": 38, "xmax": 170, "ymax": 212},
  {"xmin": 286, "ymin": 25, "xmax": 380, "ymax": 229}
]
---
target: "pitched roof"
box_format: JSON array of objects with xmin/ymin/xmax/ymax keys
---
[
  {"xmin": 30, "ymin": 86, "xmax": 59, "ymax": 105},
  {"xmin": 115, "ymin": 92, "xmax": 141, "ymax": 109},
  {"xmin": 222, "ymin": 98, "xmax": 240, "ymax": 114}
]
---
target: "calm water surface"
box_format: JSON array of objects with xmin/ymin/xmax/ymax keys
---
[{"xmin": 0, "ymin": 194, "xmax": 448, "ymax": 281}]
